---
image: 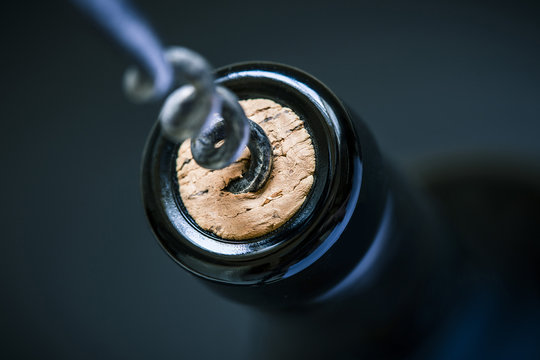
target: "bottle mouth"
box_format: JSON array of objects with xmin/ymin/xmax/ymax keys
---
[{"xmin": 142, "ymin": 62, "xmax": 361, "ymax": 284}]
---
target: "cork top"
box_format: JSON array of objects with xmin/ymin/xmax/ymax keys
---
[{"xmin": 176, "ymin": 98, "xmax": 316, "ymax": 240}]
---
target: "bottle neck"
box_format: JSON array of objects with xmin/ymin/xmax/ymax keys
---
[{"xmin": 142, "ymin": 62, "xmax": 457, "ymax": 359}]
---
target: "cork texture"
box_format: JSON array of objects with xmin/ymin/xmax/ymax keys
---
[{"xmin": 176, "ymin": 98, "xmax": 316, "ymax": 240}]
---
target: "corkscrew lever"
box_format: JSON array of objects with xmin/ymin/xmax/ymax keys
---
[{"xmin": 72, "ymin": 0, "xmax": 272, "ymax": 193}]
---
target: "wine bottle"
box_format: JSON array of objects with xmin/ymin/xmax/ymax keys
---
[{"xmin": 141, "ymin": 62, "xmax": 456, "ymax": 359}]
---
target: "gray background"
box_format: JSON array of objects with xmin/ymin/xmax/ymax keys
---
[{"xmin": 1, "ymin": 0, "xmax": 539, "ymax": 358}]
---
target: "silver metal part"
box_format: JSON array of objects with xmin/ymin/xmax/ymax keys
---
[
  {"xmin": 75, "ymin": 0, "xmax": 273, "ymax": 192},
  {"xmin": 189, "ymin": 86, "xmax": 250, "ymax": 170},
  {"xmin": 156, "ymin": 47, "xmax": 215, "ymax": 143},
  {"xmin": 223, "ymin": 119, "xmax": 273, "ymax": 194},
  {"xmin": 123, "ymin": 47, "xmax": 272, "ymax": 192}
]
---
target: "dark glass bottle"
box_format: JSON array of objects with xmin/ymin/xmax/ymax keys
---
[{"xmin": 141, "ymin": 63, "xmax": 456, "ymax": 359}]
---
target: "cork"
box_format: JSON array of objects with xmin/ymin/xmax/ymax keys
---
[{"xmin": 176, "ymin": 98, "xmax": 316, "ymax": 240}]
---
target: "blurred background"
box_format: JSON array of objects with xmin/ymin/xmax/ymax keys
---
[{"xmin": 1, "ymin": 0, "xmax": 539, "ymax": 358}]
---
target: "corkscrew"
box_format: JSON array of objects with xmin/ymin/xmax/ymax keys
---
[{"xmin": 73, "ymin": 0, "xmax": 272, "ymax": 193}]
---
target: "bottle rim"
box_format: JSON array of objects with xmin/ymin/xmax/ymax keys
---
[{"xmin": 141, "ymin": 62, "xmax": 362, "ymax": 285}]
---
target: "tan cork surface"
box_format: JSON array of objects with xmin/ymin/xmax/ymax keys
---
[{"xmin": 176, "ymin": 98, "xmax": 316, "ymax": 240}]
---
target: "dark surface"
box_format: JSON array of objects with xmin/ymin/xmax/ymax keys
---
[
  {"xmin": 1, "ymin": 0, "xmax": 540, "ymax": 359},
  {"xmin": 420, "ymin": 163, "xmax": 540, "ymax": 360}
]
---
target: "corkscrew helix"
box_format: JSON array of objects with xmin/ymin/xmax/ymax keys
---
[{"xmin": 73, "ymin": 0, "xmax": 272, "ymax": 193}]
